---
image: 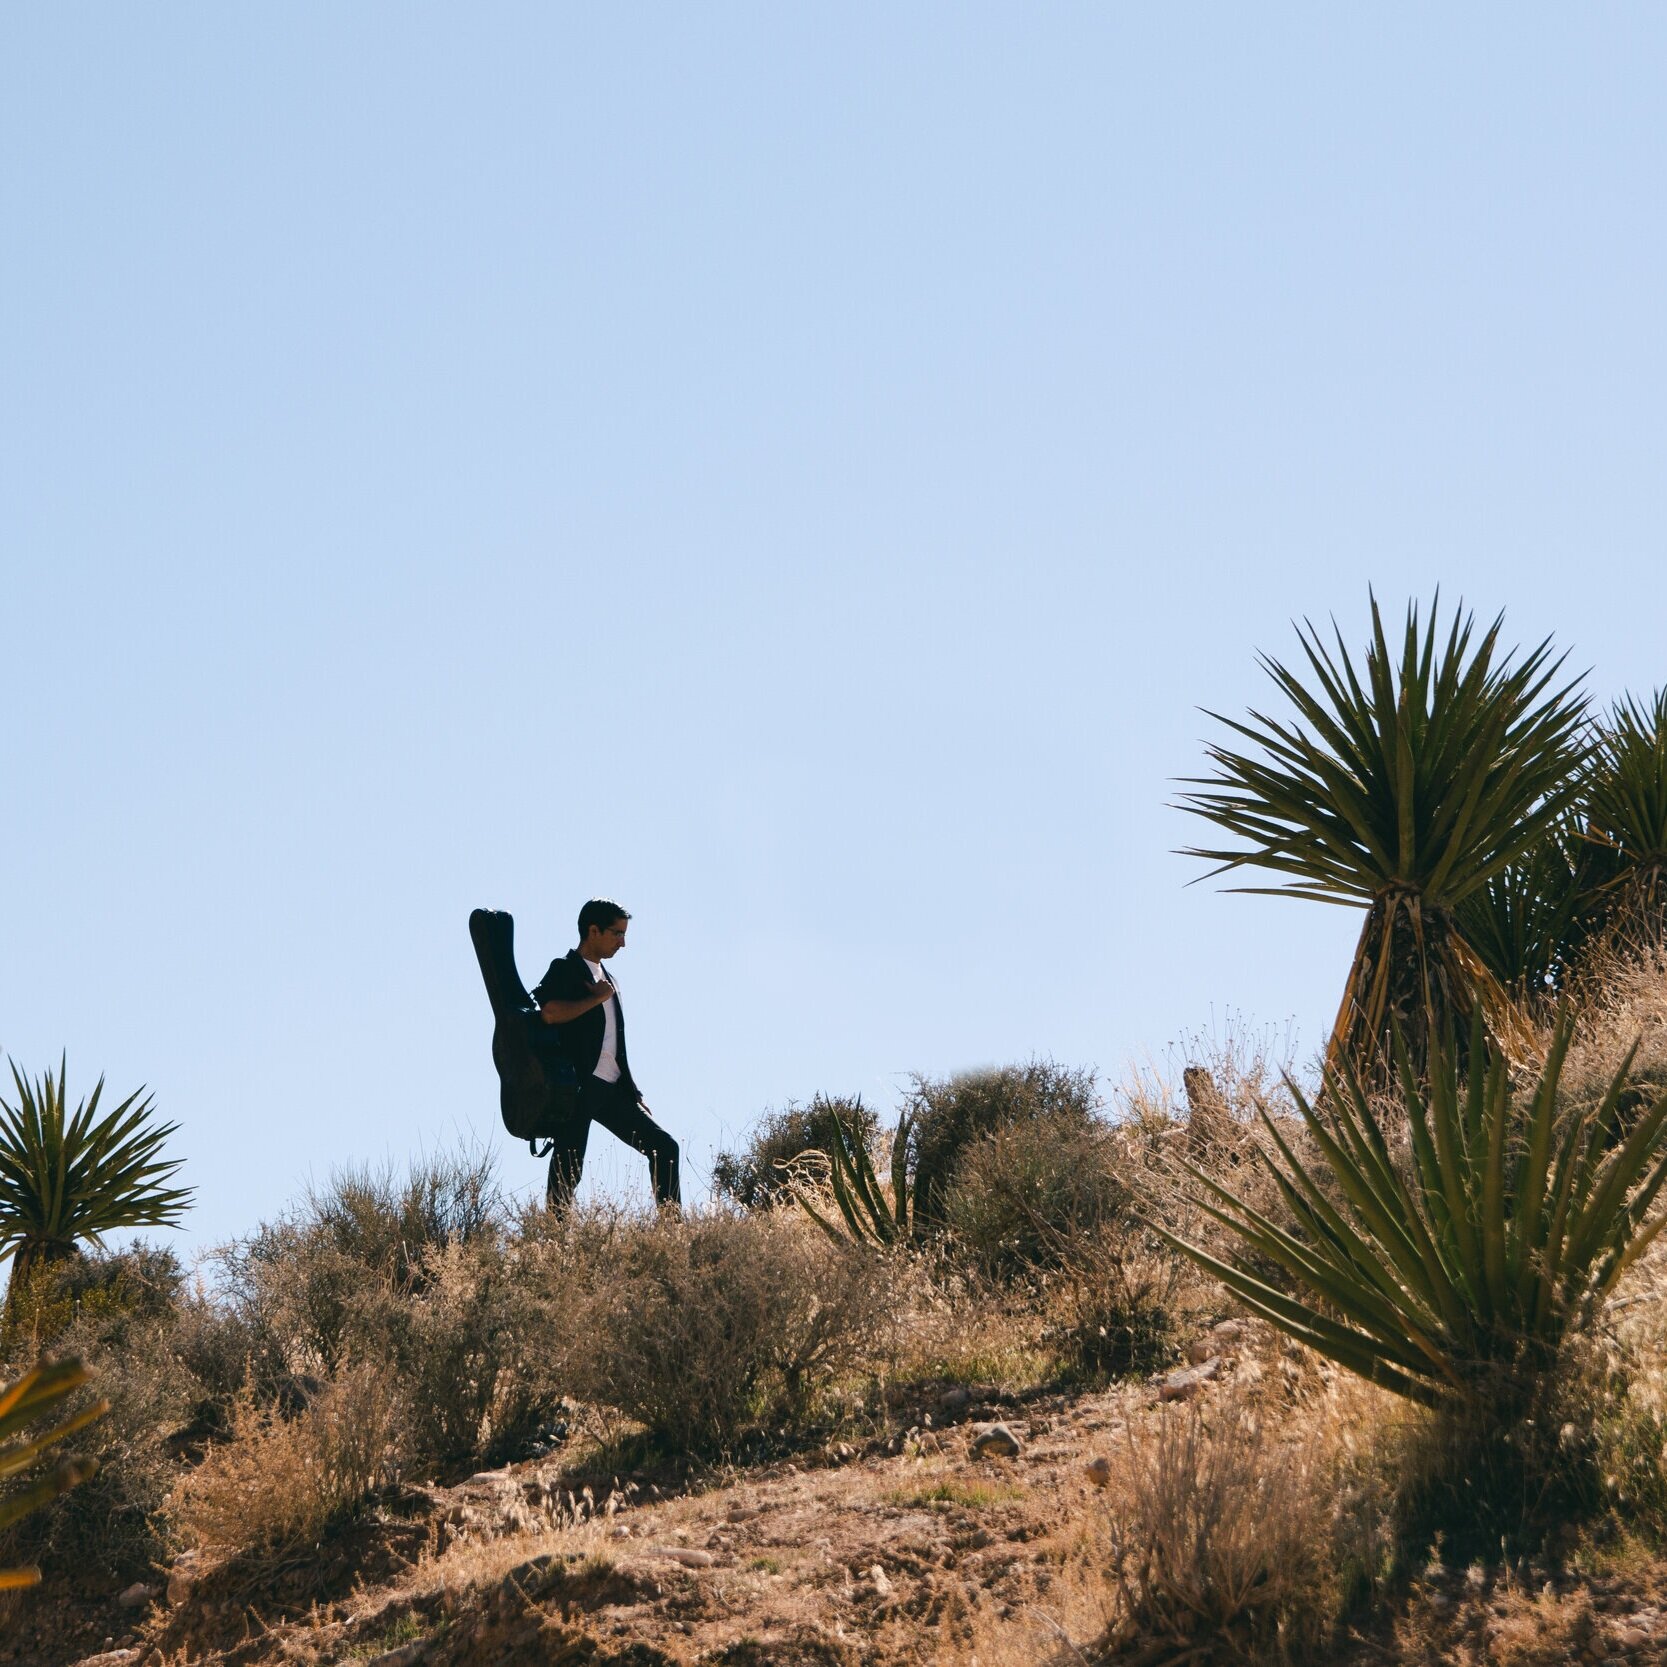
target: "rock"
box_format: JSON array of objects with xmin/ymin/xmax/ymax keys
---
[
  {"xmin": 1212, "ymin": 1319, "xmax": 1244, "ymax": 1344},
  {"xmin": 365, "ymin": 1645, "xmax": 428, "ymax": 1667},
  {"xmin": 1160, "ymin": 1358, "xmax": 1221, "ymax": 1402},
  {"xmin": 1187, "ymin": 1338, "xmax": 1215, "ymax": 1364},
  {"xmin": 652, "ymin": 1546, "xmax": 716, "ymax": 1569},
  {"xmin": 939, "ymin": 1385, "xmax": 972, "ymax": 1411},
  {"xmin": 1084, "ymin": 1455, "xmax": 1113, "ymax": 1488},
  {"xmin": 869, "ymin": 1564, "xmax": 893, "ymax": 1597},
  {"xmin": 166, "ymin": 1552, "xmax": 201, "ymax": 1606},
  {"xmin": 1614, "ymin": 1628, "xmax": 1649, "ymax": 1651},
  {"xmin": 970, "ymin": 1422, "xmax": 1022, "ymax": 1458},
  {"xmin": 116, "ymin": 1581, "xmax": 155, "ymax": 1609},
  {"xmin": 66, "ymin": 1654, "xmax": 137, "ymax": 1667}
]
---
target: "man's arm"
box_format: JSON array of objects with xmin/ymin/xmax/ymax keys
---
[{"xmin": 540, "ymin": 981, "xmax": 613, "ymax": 1024}]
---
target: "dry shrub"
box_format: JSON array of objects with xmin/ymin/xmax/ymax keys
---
[
  {"xmin": 349, "ymin": 1234, "xmax": 573, "ymax": 1472},
  {"xmin": 1560, "ymin": 938, "xmax": 1667, "ymax": 1115},
  {"xmin": 712, "ymin": 1094, "xmax": 881, "ymax": 1210},
  {"xmin": 168, "ymin": 1366, "xmax": 398, "ymax": 1557},
  {"xmin": 217, "ymin": 1145, "xmax": 505, "ymax": 1382},
  {"xmin": 1045, "ymin": 1227, "xmax": 1190, "ymax": 1382},
  {"xmin": 565, "ymin": 1209, "xmax": 895, "ymax": 1458},
  {"xmin": 1097, "ymin": 1391, "xmax": 1355, "ymax": 1663},
  {"xmin": 0, "ymin": 1244, "xmax": 222, "ymax": 1578},
  {"xmin": 938, "ymin": 1112, "xmax": 1130, "ymax": 1282}
]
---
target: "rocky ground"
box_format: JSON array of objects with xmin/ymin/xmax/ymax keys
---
[{"xmin": 17, "ymin": 1319, "xmax": 1667, "ymax": 1667}]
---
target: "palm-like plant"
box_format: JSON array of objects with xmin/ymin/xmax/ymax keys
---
[
  {"xmin": 788, "ymin": 1110, "xmax": 914, "ymax": 1249},
  {"xmin": 1454, "ymin": 813, "xmax": 1619, "ymax": 1007},
  {"xmin": 1179, "ymin": 595, "xmax": 1590, "ymax": 1073},
  {"xmin": 1586, "ymin": 688, "xmax": 1667, "ymax": 948},
  {"xmin": 1156, "ymin": 1017, "xmax": 1667, "ymax": 1410},
  {"xmin": 0, "ymin": 1060, "xmax": 193, "ymax": 1325},
  {"xmin": 0, "ymin": 1356, "xmax": 107, "ymax": 1590}
]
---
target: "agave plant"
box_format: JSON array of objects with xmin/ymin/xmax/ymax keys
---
[
  {"xmin": 1155, "ymin": 1016, "xmax": 1667, "ymax": 1410},
  {"xmin": 788, "ymin": 1109, "xmax": 913, "ymax": 1249},
  {"xmin": 1586, "ymin": 688, "xmax": 1667, "ymax": 948},
  {"xmin": 0, "ymin": 1059, "xmax": 193, "ymax": 1325},
  {"xmin": 1179, "ymin": 595, "xmax": 1590, "ymax": 1073},
  {"xmin": 0, "ymin": 1356, "xmax": 108, "ymax": 1590}
]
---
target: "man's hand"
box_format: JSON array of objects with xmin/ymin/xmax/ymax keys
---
[{"xmin": 590, "ymin": 978, "xmax": 614, "ymax": 1006}]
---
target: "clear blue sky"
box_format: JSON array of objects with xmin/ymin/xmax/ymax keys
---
[{"xmin": 4, "ymin": 7, "xmax": 1665, "ymax": 1249}]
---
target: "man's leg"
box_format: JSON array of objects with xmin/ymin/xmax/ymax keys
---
[
  {"xmin": 588, "ymin": 1083, "xmax": 681, "ymax": 1209},
  {"xmin": 544, "ymin": 1110, "xmax": 591, "ymax": 1214}
]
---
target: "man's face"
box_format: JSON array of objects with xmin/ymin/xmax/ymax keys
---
[{"xmin": 590, "ymin": 918, "xmax": 628, "ymax": 959}]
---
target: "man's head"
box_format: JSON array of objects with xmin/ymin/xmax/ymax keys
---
[{"xmin": 577, "ymin": 898, "xmax": 631, "ymax": 961}]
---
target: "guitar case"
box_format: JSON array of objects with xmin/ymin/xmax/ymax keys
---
[{"xmin": 468, "ymin": 909, "xmax": 579, "ymax": 1154}]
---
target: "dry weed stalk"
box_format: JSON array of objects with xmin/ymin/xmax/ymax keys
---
[{"xmin": 167, "ymin": 1366, "xmax": 397, "ymax": 1557}]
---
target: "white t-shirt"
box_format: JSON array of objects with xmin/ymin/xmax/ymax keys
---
[{"xmin": 583, "ymin": 956, "xmax": 622, "ymax": 1083}]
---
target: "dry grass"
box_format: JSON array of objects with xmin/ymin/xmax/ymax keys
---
[
  {"xmin": 1090, "ymin": 1387, "xmax": 1365, "ymax": 1663},
  {"xmin": 167, "ymin": 1365, "xmax": 399, "ymax": 1557}
]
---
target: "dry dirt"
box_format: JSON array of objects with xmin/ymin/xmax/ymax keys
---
[{"xmin": 13, "ymin": 1376, "xmax": 1134, "ymax": 1667}]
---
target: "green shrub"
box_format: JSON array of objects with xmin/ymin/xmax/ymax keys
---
[
  {"xmin": 712, "ymin": 1095, "xmax": 880, "ymax": 1210},
  {"xmin": 938, "ymin": 1111, "xmax": 1129, "ymax": 1281},
  {"xmin": 906, "ymin": 1060, "xmax": 1099, "ymax": 1229}
]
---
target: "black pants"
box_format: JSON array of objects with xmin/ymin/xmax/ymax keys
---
[{"xmin": 546, "ymin": 1076, "xmax": 681, "ymax": 1212}]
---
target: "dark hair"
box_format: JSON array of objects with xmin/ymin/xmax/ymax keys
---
[{"xmin": 578, "ymin": 899, "xmax": 631, "ymax": 938}]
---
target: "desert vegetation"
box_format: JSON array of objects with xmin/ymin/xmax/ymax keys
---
[{"xmin": 5, "ymin": 594, "xmax": 1667, "ymax": 1666}]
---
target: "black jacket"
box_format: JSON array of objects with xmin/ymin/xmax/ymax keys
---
[{"xmin": 532, "ymin": 950, "xmax": 637, "ymax": 1092}]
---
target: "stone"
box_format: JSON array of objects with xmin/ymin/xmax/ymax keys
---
[
  {"xmin": 1084, "ymin": 1455, "xmax": 1113, "ymax": 1488},
  {"xmin": 1614, "ymin": 1628, "xmax": 1649, "ymax": 1651},
  {"xmin": 653, "ymin": 1546, "xmax": 716, "ymax": 1569},
  {"xmin": 364, "ymin": 1645, "xmax": 428, "ymax": 1667},
  {"xmin": 938, "ymin": 1385, "xmax": 972, "ymax": 1411},
  {"xmin": 869, "ymin": 1565, "xmax": 893, "ymax": 1597},
  {"xmin": 1187, "ymin": 1338, "xmax": 1215, "ymax": 1364},
  {"xmin": 116, "ymin": 1582, "xmax": 155, "ymax": 1609},
  {"xmin": 1160, "ymin": 1358, "xmax": 1221, "ymax": 1401},
  {"xmin": 166, "ymin": 1553, "xmax": 201, "ymax": 1607},
  {"xmin": 970, "ymin": 1422, "xmax": 1022, "ymax": 1458}
]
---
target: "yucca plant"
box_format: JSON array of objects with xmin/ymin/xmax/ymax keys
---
[
  {"xmin": 1155, "ymin": 1015, "xmax": 1667, "ymax": 1411},
  {"xmin": 788, "ymin": 1110, "xmax": 913, "ymax": 1249},
  {"xmin": 0, "ymin": 1356, "xmax": 107, "ymax": 1590},
  {"xmin": 1179, "ymin": 595, "xmax": 1590, "ymax": 1074},
  {"xmin": 1586, "ymin": 688, "xmax": 1667, "ymax": 948},
  {"xmin": 1455, "ymin": 812, "xmax": 1618, "ymax": 1008},
  {"xmin": 0, "ymin": 1059, "xmax": 193, "ymax": 1328}
]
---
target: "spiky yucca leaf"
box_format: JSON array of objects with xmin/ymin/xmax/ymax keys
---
[
  {"xmin": 790, "ymin": 1111, "xmax": 913, "ymax": 1249},
  {"xmin": 1587, "ymin": 689, "xmax": 1667, "ymax": 945},
  {"xmin": 1179, "ymin": 594, "xmax": 1589, "ymax": 1071},
  {"xmin": 0, "ymin": 1356, "xmax": 108, "ymax": 1589},
  {"xmin": 0, "ymin": 1059, "xmax": 193, "ymax": 1318},
  {"xmin": 1155, "ymin": 1015, "xmax": 1667, "ymax": 1409},
  {"xmin": 1455, "ymin": 815, "xmax": 1618, "ymax": 1004}
]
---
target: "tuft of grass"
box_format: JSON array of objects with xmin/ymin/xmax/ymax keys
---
[{"xmin": 886, "ymin": 1480, "xmax": 1022, "ymax": 1510}]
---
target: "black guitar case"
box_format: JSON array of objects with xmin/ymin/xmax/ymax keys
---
[{"xmin": 468, "ymin": 909, "xmax": 579, "ymax": 1154}]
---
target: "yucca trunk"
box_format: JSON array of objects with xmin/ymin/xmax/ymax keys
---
[{"xmin": 1328, "ymin": 888, "xmax": 1536, "ymax": 1077}]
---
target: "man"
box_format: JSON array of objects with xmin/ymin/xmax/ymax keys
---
[{"xmin": 532, "ymin": 899, "xmax": 681, "ymax": 1213}]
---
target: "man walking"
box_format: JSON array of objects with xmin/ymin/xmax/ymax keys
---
[{"xmin": 533, "ymin": 899, "xmax": 681, "ymax": 1213}]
